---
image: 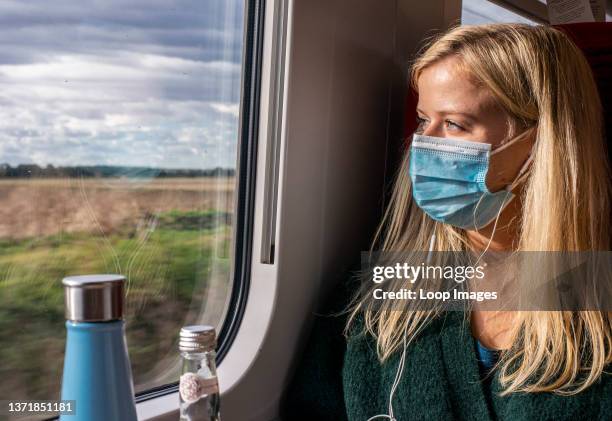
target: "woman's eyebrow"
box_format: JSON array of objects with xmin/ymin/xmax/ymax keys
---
[{"xmin": 417, "ymin": 108, "xmax": 478, "ymax": 121}]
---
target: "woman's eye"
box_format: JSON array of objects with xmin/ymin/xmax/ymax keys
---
[
  {"xmin": 445, "ymin": 120, "xmax": 464, "ymax": 131},
  {"xmin": 415, "ymin": 117, "xmax": 428, "ymax": 132}
]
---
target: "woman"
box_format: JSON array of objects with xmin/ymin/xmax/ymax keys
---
[{"xmin": 282, "ymin": 23, "xmax": 612, "ymax": 420}]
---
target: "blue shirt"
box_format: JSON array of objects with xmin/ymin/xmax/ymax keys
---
[{"xmin": 475, "ymin": 339, "xmax": 500, "ymax": 376}]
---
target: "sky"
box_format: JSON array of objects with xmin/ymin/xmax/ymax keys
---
[{"xmin": 0, "ymin": 0, "xmax": 244, "ymax": 170}]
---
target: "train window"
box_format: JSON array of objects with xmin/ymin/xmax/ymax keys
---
[
  {"xmin": 0, "ymin": 0, "xmax": 254, "ymax": 412},
  {"xmin": 462, "ymin": 0, "xmax": 536, "ymax": 24}
]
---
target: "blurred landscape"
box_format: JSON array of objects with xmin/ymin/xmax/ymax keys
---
[
  {"xmin": 0, "ymin": 174, "xmax": 235, "ymax": 419},
  {"xmin": 0, "ymin": 1, "xmax": 244, "ymax": 419}
]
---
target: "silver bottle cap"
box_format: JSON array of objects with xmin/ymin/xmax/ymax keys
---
[
  {"xmin": 62, "ymin": 274, "xmax": 125, "ymax": 322},
  {"xmin": 179, "ymin": 325, "xmax": 216, "ymax": 352}
]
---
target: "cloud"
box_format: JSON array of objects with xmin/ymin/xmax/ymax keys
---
[
  {"xmin": 0, "ymin": 0, "xmax": 244, "ymax": 169},
  {"xmin": 209, "ymin": 102, "xmax": 240, "ymax": 117}
]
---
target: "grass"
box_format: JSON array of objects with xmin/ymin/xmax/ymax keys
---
[{"xmin": 0, "ymin": 209, "xmax": 232, "ymax": 405}]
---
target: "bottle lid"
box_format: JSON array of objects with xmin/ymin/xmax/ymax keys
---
[
  {"xmin": 62, "ymin": 274, "xmax": 125, "ymax": 322},
  {"xmin": 179, "ymin": 325, "xmax": 216, "ymax": 352}
]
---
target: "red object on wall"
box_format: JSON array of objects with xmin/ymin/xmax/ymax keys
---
[{"xmin": 553, "ymin": 23, "xmax": 612, "ymax": 144}]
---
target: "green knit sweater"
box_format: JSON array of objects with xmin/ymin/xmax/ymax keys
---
[{"xmin": 282, "ymin": 279, "xmax": 612, "ymax": 420}]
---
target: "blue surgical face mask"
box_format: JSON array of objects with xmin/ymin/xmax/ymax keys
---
[{"xmin": 408, "ymin": 133, "xmax": 532, "ymax": 230}]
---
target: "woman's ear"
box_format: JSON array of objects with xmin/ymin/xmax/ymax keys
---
[{"xmin": 486, "ymin": 127, "xmax": 536, "ymax": 192}]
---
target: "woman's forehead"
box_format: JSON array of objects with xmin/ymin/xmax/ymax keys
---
[{"xmin": 416, "ymin": 57, "xmax": 498, "ymax": 117}]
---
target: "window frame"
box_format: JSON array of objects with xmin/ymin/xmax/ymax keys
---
[
  {"xmin": 214, "ymin": 0, "xmax": 266, "ymax": 366},
  {"xmin": 132, "ymin": 0, "xmax": 265, "ymax": 404},
  {"xmin": 486, "ymin": 0, "xmax": 548, "ymax": 23}
]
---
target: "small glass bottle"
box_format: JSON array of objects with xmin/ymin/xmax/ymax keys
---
[{"xmin": 179, "ymin": 325, "xmax": 220, "ymax": 421}]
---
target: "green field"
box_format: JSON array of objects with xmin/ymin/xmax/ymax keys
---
[{"xmin": 0, "ymin": 178, "xmax": 234, "ymax": 414}]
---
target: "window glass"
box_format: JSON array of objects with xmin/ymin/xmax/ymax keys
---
[
  {"xmin": 462, "ymin": 0, "xmax": 534, "ymax": 24},
  {"xmin": 0, "ymin": 0, "xmax": 245, "ymax": 410}
]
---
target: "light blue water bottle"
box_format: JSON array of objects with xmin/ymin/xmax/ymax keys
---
[{"xmin": 60, "ymin": 274, "xmax": 138, "ymax": 421}]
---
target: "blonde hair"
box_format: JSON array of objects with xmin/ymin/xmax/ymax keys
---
[{"xmin": 347, "ymin": 23, "xmax": 612, "ymax": 395}]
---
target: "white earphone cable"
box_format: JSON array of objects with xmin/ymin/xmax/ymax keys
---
[
  {"xmin": 366, "ymin": 233, "xmax": 436, "ymax": 421},
  {"xmin": 474, "ymin": 189, "xmax": 511, "ymax": 266}
]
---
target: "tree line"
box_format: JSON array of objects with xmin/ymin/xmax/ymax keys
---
[{"xmin": 0, "ymin": 163, "xmax": 235, "ymax": 178}]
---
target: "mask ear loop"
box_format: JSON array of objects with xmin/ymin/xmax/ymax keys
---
[
  {"xmin": 471, "ymin": 193, "xmax": 487, "ymax": 234},
  {"xmin": 471, "ymin": 136, "xmax": 534, "ymax": 232},
  {"xmin": 473, "ymin": 153, "xmax": 533, "ymax": 266},
  {"xmin": 490, "ymin": 127, "xmax": 535, "ymax": 157},
  {"xmin": 473, "ymin": 190, "xmax": 510, "ymax": 266},
  {"xmin": 367, "ymin": 234, "xmax": 436, "ymax": 421}
]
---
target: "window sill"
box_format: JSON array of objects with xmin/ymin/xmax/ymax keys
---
[{"xmin": 136, "ymin": 392, "xmax": 179, "ymax": 421}]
